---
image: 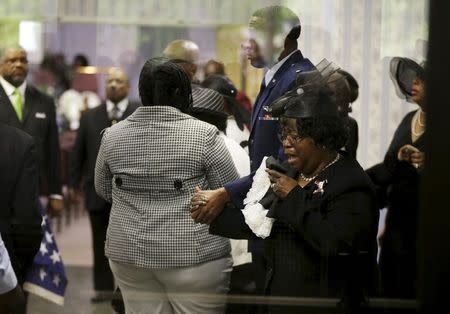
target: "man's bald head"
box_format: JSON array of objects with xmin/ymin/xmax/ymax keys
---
[
  {"xmin": 0, "ymin": 46, "xmax": 29, "ymax": 87},
  {"xmin": 163, "ymin": 40, "xmax": 200, "ymax": 80},
  {"xmin": 106, "ymin": 67, "xmax": 130, "ymax": 104}
]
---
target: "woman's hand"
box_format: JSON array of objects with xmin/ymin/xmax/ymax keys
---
[
  {"xmin": 398, "ymin": 144, "xmax": 418, "ymax": 162},
  {"xmin": 190, "ymin": 187, "xmax": 229, "ymax": 224},
  {"xmin": 266, "ymin": 169, "xmax": 298, "ymax": 199},
  {"xmin": 410, "ymin": 151, "xmax": 425, "ymax": 170}
]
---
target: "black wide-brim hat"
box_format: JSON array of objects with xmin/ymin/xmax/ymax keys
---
[
  {"xmin": 265, "ymin": 59, "xmax": 341, "ymax": 119},
  {"xmin": 390, "ymin": 57, "xmax": 425, "ymax": 102}
]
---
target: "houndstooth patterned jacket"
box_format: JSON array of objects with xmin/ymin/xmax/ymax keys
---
[{"xmin": 95, "ymin": 106, "xmax": 239, "ymax": 269}]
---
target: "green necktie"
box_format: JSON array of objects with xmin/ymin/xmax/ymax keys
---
[{"xmin": 12, "ymin": 88, "xmax": 23, "ymax": 121}]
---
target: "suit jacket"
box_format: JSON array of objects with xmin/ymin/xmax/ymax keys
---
[
  {"xmin": 210, "ymin": 154, "xmax": 379, "ymax": 313},
  {"xmin": 95, "ymin": 106, "xmax": 239, "ymax": 268},
  {"xmin": 224, "ymin": 50, "xmax": 314, "ymax": 209},
  {"xmin": 69, "ymin": 101, "xmax": 140, "ymax": 211},
  {"xmin": 0, "ymin": 123, "xmax": 42, "ymax": 283},
  {"xmin": 0, "ymin": 83, "xmax": 62, "ymax": 195}
]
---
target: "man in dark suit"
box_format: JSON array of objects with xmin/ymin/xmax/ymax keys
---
[
  {"xmin": 191, "ymin": 6, "xmax": 315, "ymax": 295},
  {"xmin": 69, "ymin": 68, "xmax": 139, "ymax": 302},
  {"xmin": 0, "ymin": 46, "xmax": 63, "ymax": 215},
  {"xmin": 0, "ymin": 123, "xmax": 42, "ymax": 292}
]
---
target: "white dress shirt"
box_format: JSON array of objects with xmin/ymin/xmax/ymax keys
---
[
  {"xmin": 0, "ymin": 233, "xmax": 18, "ymax": 294},
  {"xmin": 106, "ymin": 98, "xmax": 129, "ymax": 120},
  {"xmin": 0, "ymin": 75, "xmax": 26, "ymax": 106},
  {"xmin": 264, "ymin": 50, "xmax": 298, "ymax": 85}
]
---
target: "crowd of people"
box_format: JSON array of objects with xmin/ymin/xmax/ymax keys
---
[{"xmin": 0, "ymin": 4, "xmax": 426, "ymax": 314}]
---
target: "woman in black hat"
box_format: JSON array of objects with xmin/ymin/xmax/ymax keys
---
[
  {"xmin": 196, "ymin": 61, "xmax": 379, "ymax": 314},
  {"xmin": 201, "ymin": 74, "xmax": 251, "ymax": 150},
  {"xmin": 329, "ymin": 69, "xmax": 360, "ymax": 158},
  {"xmin": 378, "ymin": 57, "xmax": 426, "ymax": 299}
]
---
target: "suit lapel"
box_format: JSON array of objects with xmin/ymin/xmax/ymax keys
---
[
  {"xmin": 122, "ymin": 102, "xmax": 136, "ymax": 119},
  {"xmin": 98, "ymin": 103, "xmax": 111, "ymax": 128},
  {"xmin": 22, "ymin": 86, "xmax": 36, "ymax": 125},
  {"xmin": 0, "ymin": 84, "xmax": 21, "ymax": 127}
]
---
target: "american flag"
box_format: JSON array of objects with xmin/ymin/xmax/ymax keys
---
[{"xmin": 23, "ymin": 203, "xmax": 68, "ymax": 305}]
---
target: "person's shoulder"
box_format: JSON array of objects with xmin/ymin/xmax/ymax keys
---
[
  {"xmin": 0, "ymin": 123, "xmax": 33, "ymax": 142},
  {"xmin": 281, "ymin": 54, "xmax": 314, "ymax": 83},
  {"xmin": 0, "ymin": 123, "xmax": 35, "ymax": 149},
  {"xmin": 128, "ymin": 101, "xmax": 141, "ymax": 110},
  {"xmin": 85, "ymin": 104, "xmax": 105, "ymax": 117},
  {"xmin": 326, "ymin": 154, "xmax": 375, "ymax": 194},
  {"xmin": 404, "ymin": 109, "xmax": 419, "ymax": 121},
  {"xmin": 26, "ymin": 84, "xmax": 54, "ymax": 104}
]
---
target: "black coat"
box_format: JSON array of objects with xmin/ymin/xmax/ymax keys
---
[
  {"xmin": 0, "ymin": 83, "xmax": 62, "ymax": 195},
  {"xmin": 342, "ymin": 116, "xmax": 359, "ymax": 159},
  {"xmin": 0, "ymin": 123, "xmax": 42, "ymax": 284},
  {"xmin": 69, "ymin": 102, "xmax": 139, "ymax": 211},
  {"xmin": 378, "ymin": 110, "xmax": 424, "ymax": 298},
  {"xmin": 210, "ymin": 154, "xmax": 378, "ymax": 314}
]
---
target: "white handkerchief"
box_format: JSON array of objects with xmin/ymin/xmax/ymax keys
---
[
  {"xmin": 241, "ymin": 156, "xmax": 275, "ymax": 239},
  {"xmin": 35, "ymin": 112, "xmax": 47, "ymax": 119}
]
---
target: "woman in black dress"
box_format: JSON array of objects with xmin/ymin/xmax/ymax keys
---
[
  {"xmin": 196, "ymin": 62, "xmax": 379, "ymax": 313},
  {"xmin": 378, "ymin": 57, "xmax": 426, "ymax": 299}
]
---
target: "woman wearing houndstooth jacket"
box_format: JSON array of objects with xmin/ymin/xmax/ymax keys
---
[{"xmin": 95, "ymin": 57, "xmax": 239, "ymax": 314}]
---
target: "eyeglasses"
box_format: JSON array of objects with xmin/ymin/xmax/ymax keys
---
[{"xmin": 278, "ymin": 128, "xmax": 303, "ymax": 143}]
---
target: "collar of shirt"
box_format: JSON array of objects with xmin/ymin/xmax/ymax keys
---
[
  {"xmin": 0, "ymin": 75, "xmax": 26, "ymax": 102},
  {"xmin": 264, "ymin": 50, "xmax": 298, "ymax": 85},
  {"xmin": 106, "ymin": 98, "xmax": 129, "ymax": 115}
]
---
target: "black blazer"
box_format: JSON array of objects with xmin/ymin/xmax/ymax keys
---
[
  {"xmin": 0, "ymin": 83, "xmax": 62, "ymax": 195},
  {"xmin": 69, "ymin": 102, "xmax": 140, "ymax": 211},
  {"xmin": 210, "ymin": 154, "xmax": 379, "ymax": 313},
  {"xmin": 0, "ymin": 123, "xmax": 42, "ymax": 283}
]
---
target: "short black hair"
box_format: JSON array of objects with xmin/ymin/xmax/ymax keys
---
[
  {"xmin": 138, "ymin": 57, "xmax": 192, "ymax": 112},
  {"xmin": 282, "ymin": 116, "xmax": 348, "ymax": 152}
]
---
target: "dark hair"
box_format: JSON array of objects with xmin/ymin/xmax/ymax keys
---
[
  {"xmin": 73, "ymin": 54, "xmax": 89, "ymax": 67},
  {"xmin": 138, "ymin": 57, "xmax": 192, "ymax": 112},
  {"xmin": 282, "ymin": 116, "xmax": 348, "ymax": 152},
  {"xmin": 191, "ymin": 111, "xmax": 227, "ymax": 132},
  {"xmin": 205, "ymin": 60, "xmax": 225, "ymax": 76}
]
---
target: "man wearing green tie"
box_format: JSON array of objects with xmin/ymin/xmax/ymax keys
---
[{"xmin": 0, "ymin": 46, "xmax": 63, "ymax": 216}]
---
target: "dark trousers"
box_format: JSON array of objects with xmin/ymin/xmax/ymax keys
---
[{"xmin": 88, "ymin": 205, "xmax": 114, "ymax": 292}]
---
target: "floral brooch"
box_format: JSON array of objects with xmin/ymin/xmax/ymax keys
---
[{"xmin": 313, "ymin": 179, "xmax": 328, "ymax": 195}]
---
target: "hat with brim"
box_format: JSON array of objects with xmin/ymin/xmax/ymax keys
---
[
  {"xmin": 191, "ymin": 85, "xmax": 228, "ymax": 119},
  {"xmin": 201, "ymin": 75, "xmax": 251, "ymax": 128},
  {"xmin": 266, "ymin": 59, "xmax": 340, "ymax": 119},
  {"xmin": 390, "ymin": 57, "xmax": 425, "ymax": 102}
]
